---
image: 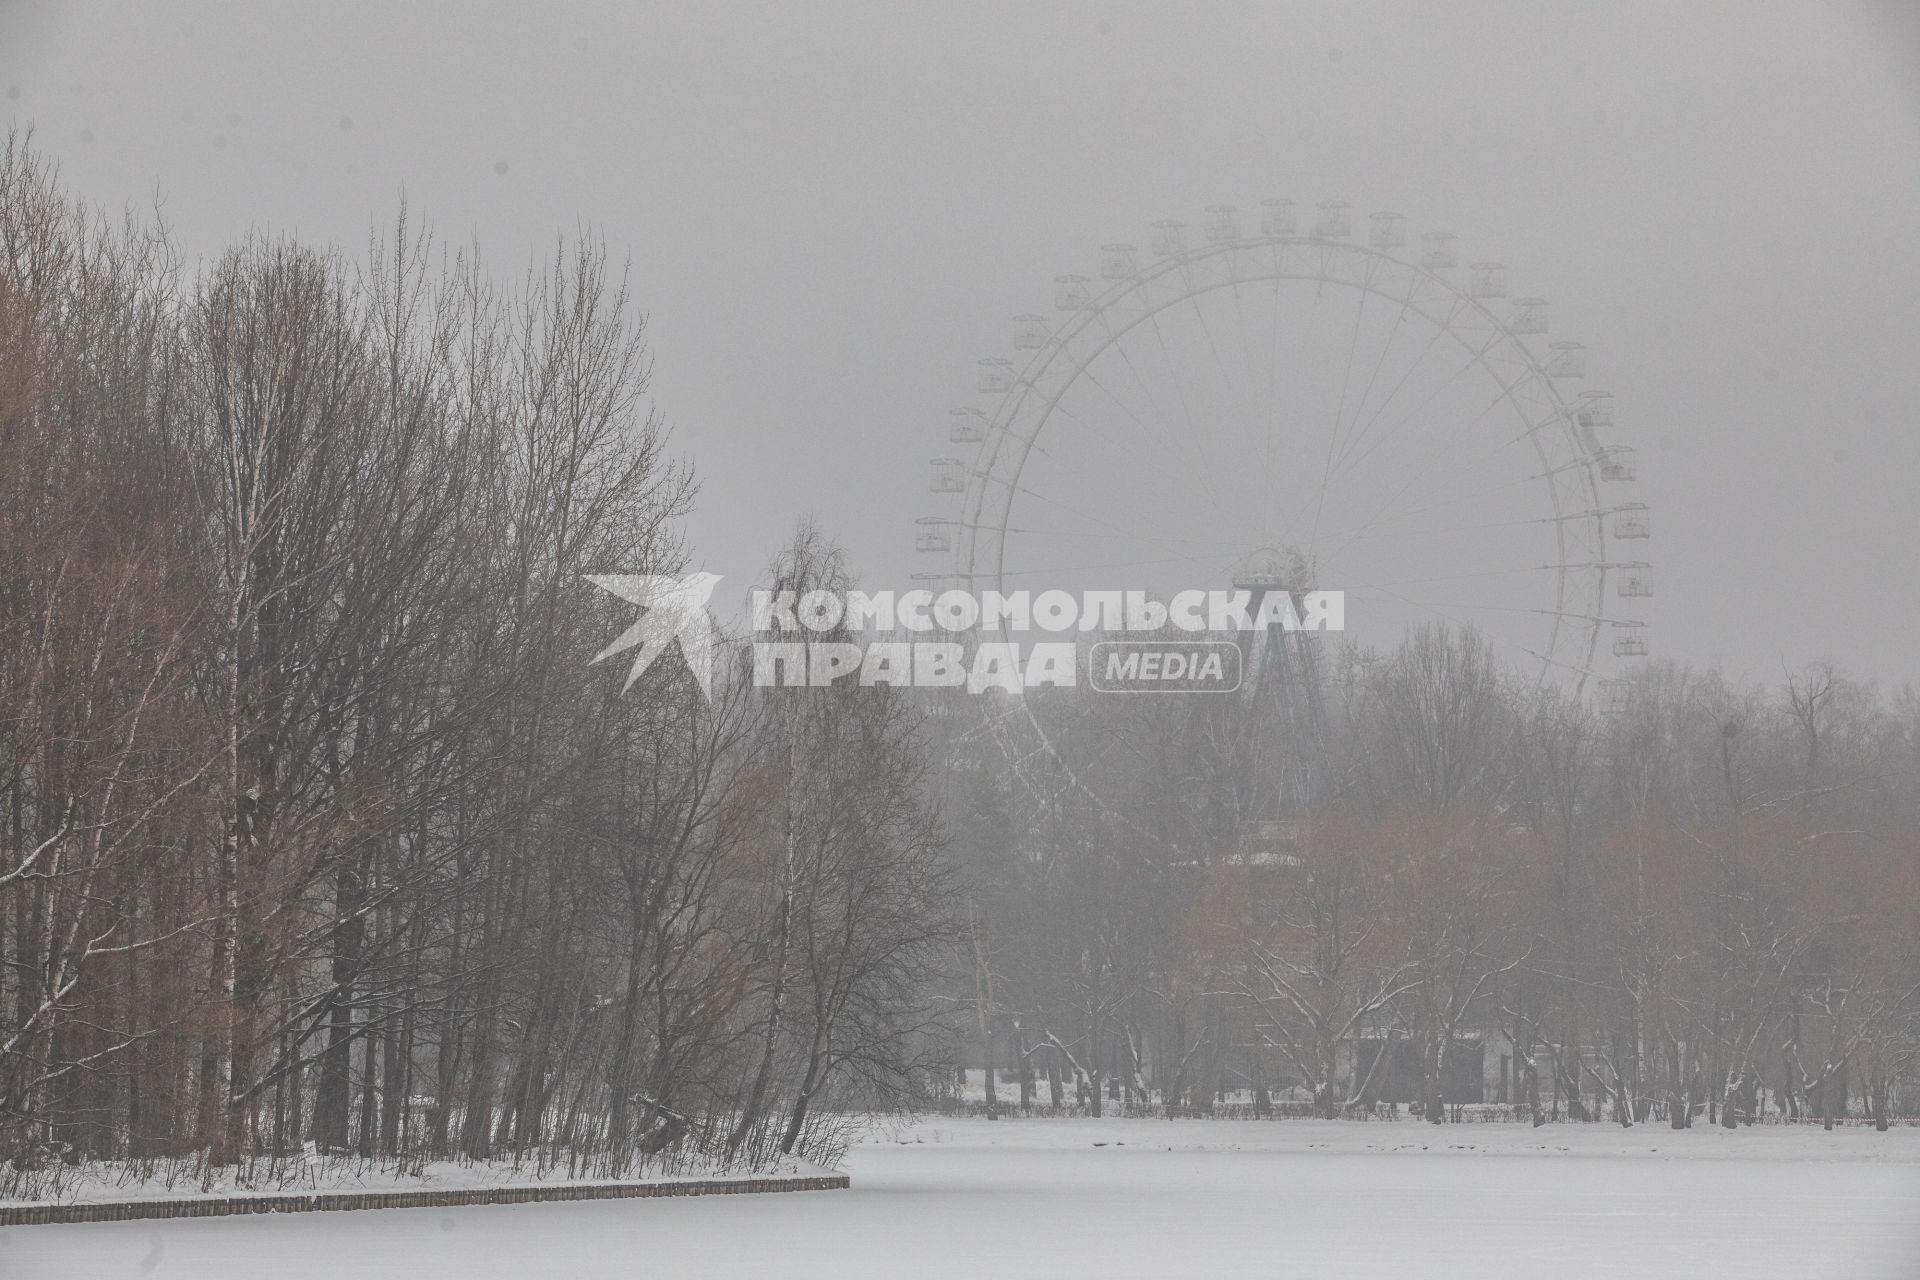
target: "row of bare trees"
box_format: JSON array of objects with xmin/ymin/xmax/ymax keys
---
[
  {"xmin": 947, "ymin": 622, "xmax": 1920, "ymax": 1130},
  {"xmin": 0, "ymin": 137, "xmax": 953, "ymax": 1175}
]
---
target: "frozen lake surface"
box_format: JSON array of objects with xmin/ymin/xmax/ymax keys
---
[{"xmin": 8, "ymin": 1118, "xmax": 1919, "ymax": 1278}]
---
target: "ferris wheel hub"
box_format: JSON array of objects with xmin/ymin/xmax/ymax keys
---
[{"xmin": 1233, "ymin": 545, "xmax": 1314, "ymax": 594}]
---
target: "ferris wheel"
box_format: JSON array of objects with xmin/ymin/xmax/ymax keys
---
[{"xmin": 918, "ymin": 199, "xmax": 1651, "ymax": 729}]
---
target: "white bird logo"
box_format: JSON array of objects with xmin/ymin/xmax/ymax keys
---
[{"xmin": 585, "ymin": 572, "xmax": 722, "ymax": 698}]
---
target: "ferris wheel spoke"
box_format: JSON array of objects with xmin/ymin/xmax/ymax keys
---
[
  {"xmin": 1003, "ymin": 522, "xmax": 1218, "ymax": 546},
  {"xmin": 978, "ymin": 304, "xmax": 1249, "ymax": 571},
  {"xmin": 1328, "ymin": 316, "xmax": 1503, "ymax": 488},
  {"xmin": 1308, "ymin": 266, "xmax": 1379, "ymax": 551},
  {"xmin": 1314, "ymin": 400, "xmax": 1507, "ymax": 561},
  {"xmin": 1321, "ymin": 299, "xmax": 1466, "ymax": 483},
  {"xmin": 1321, "ymin": 343, "xmax": 1549, "ymax": 553},
  {"xmin": 1344, "ymin": 584, "xmax": 1577, "ymax": 635},
  {"xmin": 1222, "ymin": 279, "xmax": 1279, "ymax": 512},
  {"xmin": 1330, "ymin": 301, "xmax": 1417, "ymax": 479},
  {"xmin": 1185, "ymin": 291, "xmax": 1247, "ymax": 439},
  {"xmin": 1191, "ymin": 283, "xmax": 1293, "ymax": 542},
  {"xmin": 1004, "ymin": 478, "xmax": 1220, "ymax": 571},
  {"xmin": 1068, "ymin": 356, "xmax": 1237, "ymax": 519},
  {"xmin": 1257, "ymin": 271, "xmax": 1327, "ymax": 547},
  {"xmin": 1319, "ymin": 467, "xmax": 1542, "ymax": 557},
  {"xmin": 1250, "ymin": 279, "xmax": 1287, "ymax": 511},
  {"xmin": 1340, "ymin": 502, "xmax": 1569, "ymax": 547},
  {"xmin": 1141, "ymin": 307, "xmax": 1232, "ymax": 507},
  {"xmin": 1227, "ymin": 282, "xmax": 1265, "ymax": 427},
  {"xmin": 1236, "ymin": 280, "xmax": 1303, "ymax": 551},
  {"xmin": 1068, "ymin": 298, "xmax": 1244, "ymax": 518},
  {"xmin": 1382, "ymin": 372, "xmax": 1575, "ymax": 516},
  {"xmin": 994, "ymin": 550, "xmax": 1225, "ymax": 581},
  {"xmin": 1353, "ymin": 562, "xmax": 1568, "ymax": 592}
]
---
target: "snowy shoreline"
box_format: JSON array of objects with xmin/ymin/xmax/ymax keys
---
[
  {"xmin": 870, "ymin": 1114, "xmax": 1920, "ymax": 1166},
  {"xmin": 0, "ymin": 1168, "xmax": 847, "ymax": 1226},
  {"xmin": 0, "ymin": 1147, "xmax": 840, "ymax": 1221}
]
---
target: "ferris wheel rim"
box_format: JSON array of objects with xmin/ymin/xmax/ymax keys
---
[{"xmin": 950, "ymin": 229, "xmax": 1627, "ymax": 688}]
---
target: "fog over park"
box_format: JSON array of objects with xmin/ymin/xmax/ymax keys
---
[
  {"xmin": 5, "ymin": 0, "xmax": 1919, "ymax": 676},
  {"xmin": 4, "ymin": 4, "xmax": 1920, "ymax": 1278}
]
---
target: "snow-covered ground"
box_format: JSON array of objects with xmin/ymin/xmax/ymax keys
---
[{"xmin": 7, "ymin": 1118, "xmax": 1918, "ymax": 1278}]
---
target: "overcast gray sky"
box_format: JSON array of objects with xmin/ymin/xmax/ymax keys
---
[{"xmin": 4, "ymin": 0, "xmax": 1918, "ymax": 684}]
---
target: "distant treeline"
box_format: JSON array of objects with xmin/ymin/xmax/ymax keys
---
[{"xmin": 942, "ymin": 624, "xmax": 1920, "ymax": 1130}]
